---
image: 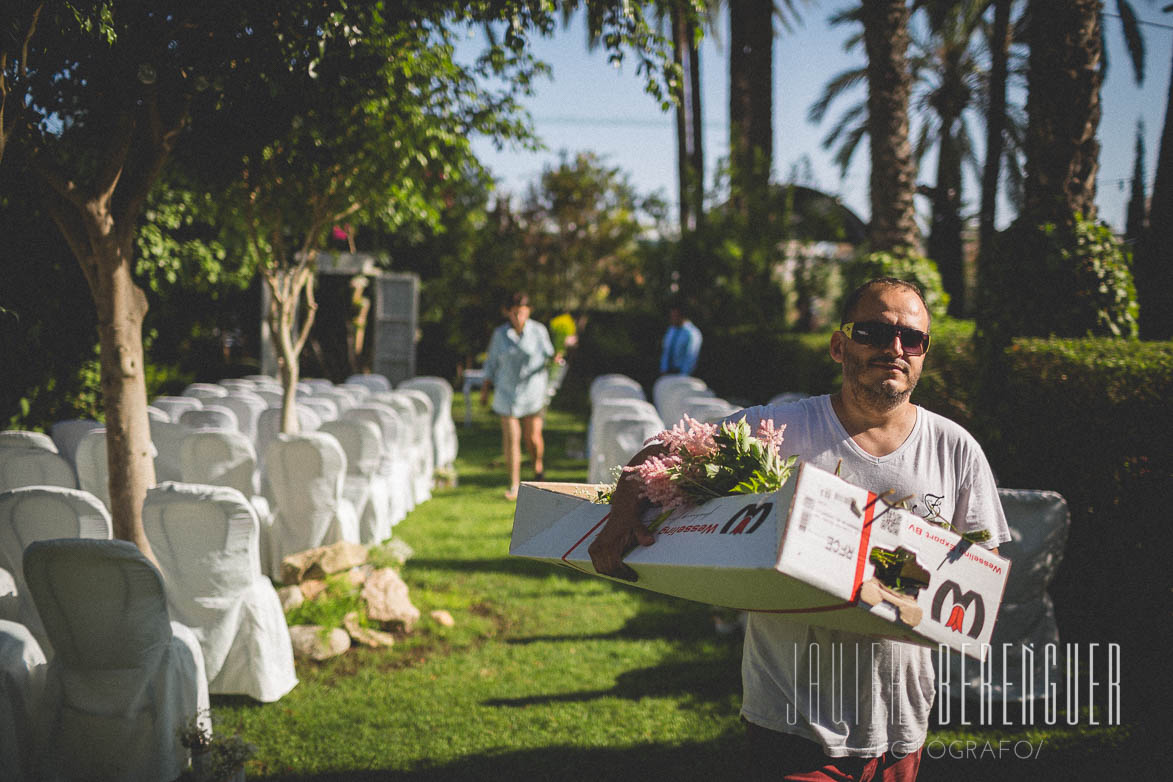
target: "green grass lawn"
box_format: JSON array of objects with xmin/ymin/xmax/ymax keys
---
[{"xmin": 211, "ymin": 397, "xmax": 1149, "ymax": 781}]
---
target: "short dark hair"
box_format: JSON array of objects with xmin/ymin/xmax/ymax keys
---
[
  {"xmin": 507, "ymin": 292, "xmax": 530, "ymax": 309},
  {"xmin": 840, "ymin": 278, "xmax": 930, "ymax": 326}
]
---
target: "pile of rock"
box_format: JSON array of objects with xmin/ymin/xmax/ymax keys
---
[{"xmin": 276, "ymin": 540, "xmax": 453, "ymax": 661}]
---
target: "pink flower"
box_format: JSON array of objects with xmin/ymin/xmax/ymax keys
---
[
  {"xmin": 624, "ymin": 454, "xmax": 688, "ymax": 509},
  {"xmin": 650, "ymin": 415, "xmax": 718, "ymax": 459},
  {"xmin": 755, "ymin": 419, "xmax": 787, "ymax": 457}
]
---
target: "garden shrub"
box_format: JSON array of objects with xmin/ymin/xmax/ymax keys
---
[{"xmin": 983, "ymin": 214, "xmax": 1139, "ymax": 341}]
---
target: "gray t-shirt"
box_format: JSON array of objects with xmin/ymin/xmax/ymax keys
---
[{"xmin": 734, "ymin": 395, "xmax": 1010, "ymax": 757}]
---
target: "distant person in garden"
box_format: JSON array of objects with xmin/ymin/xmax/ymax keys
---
[
  {"xmin": 481, "ymin": 292, "xmax": 556, "ymax": 500},
  {"xmin": 658, "ymin": 300, "xmax": 703, "ymax": 375},
  {"xmin": 590, "ymin": 278, "xmax": 1009, "ymax": 781}
]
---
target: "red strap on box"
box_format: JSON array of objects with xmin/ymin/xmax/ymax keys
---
[{"xmin": 850, "ymin": 491, "xmax": 878, "ymax": 601}]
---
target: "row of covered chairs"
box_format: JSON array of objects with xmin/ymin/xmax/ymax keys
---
[
  {"xmin": 0, "ymin": 478, "xmax": 303, "ymax": 780},
  {"xmin": 587, "ymin": 375, "xmax": 664, "ymax": 485}
]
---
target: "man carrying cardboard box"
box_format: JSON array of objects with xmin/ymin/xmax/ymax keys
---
[{"xmin": 589, "ymin": 278, "xmax": 1010, "ymax": 781}]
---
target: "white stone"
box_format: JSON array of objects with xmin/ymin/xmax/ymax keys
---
[{"xmin": 288, "ymin": 624, "xmax": 351, "ymax": 660}]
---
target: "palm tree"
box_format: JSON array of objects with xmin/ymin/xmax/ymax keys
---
[
  {"xmin": 669, "ymin": 0, "xmax": 707, "ymax": 234},
  {"xmin": 728, "ymin": 0, "xmax": 776, "ymax": 222},
  {"xmin": 1021, "ymin": 0, "xmax": 1101, "ymax": 227},
  {"xmin": 812, "ymin": 2, "xmax": 1022, "ymax": 277}
]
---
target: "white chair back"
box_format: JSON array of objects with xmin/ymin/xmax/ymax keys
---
[
  {"xmin": 22, "ymin": 538, "xmax": 209, "ymax": 782},
  {"xmin": 182, "ymin": 382, "xmax": 228, "ymax": 401},
  {"xmin": 218, "ymin": 391, "xmax": 268, "ymax": 444},
  {"xmin": 0, "ymin": 431, "xmax": 57, "ymax": 454},
  {"xmin": 767, "ymin": 391, "xmax": 810, "ymax": 407},
  {"xmin": 217, "ymin": 378, "xmax": 256, "ymax": 393},
  {"xmin": 590, "ymin": 374, "xmax": 646, "ymax": 405},
  {"xmin": 320, "ymin": 419, "xmax": 393, "ymax": 544},
  {"xmin": 180, "ymin": 430, "xmax": 259, "ymax": 499},
  {"xmin": 593, "ymin": 415, "xmax": 667, "ymax": 485},
  {"xmin": 345, "ymin": 373, "xmax": 392, "ymax": 393},
  {"xmin": 142, "ymin": 483, "xmax": 296, "ymax": 701},
  {"xmin": 150, "ymin": 418, "xmax": 189, "ymax": 484},
  {"xmin": 151, "ymin": 396, "xmax": 203, "ymax": 423},
  {"xmin": 680, "ymin": 396, "xmax": 740, "ymax": 425},
  {"xmin": 0, "ymin": 449, "xmax": 77, "ymax": 492},
  {"xmin": 262, "ymin": 433, "xmax": 358, "ymax": 577},
  {"xmin": 653, "ymin": 375, "xmax": 707, "ymax": 413},
  {"xmin": 398, "ymin": 376, "xmax": 459, "ymax": 469},
  {"xmin": 48, "ymin": 419, "xmax": 102, "ymax": 470},
  {"xmin": 179, "ymin": 404, "xmax": 239, "ymax": 432},
  {"xmin": 299, "ymin": 396, "xmax": 339, "ymax": 423},
  {"xmin": 73, "ymin": 428, "xmax": 111, "ymax": 509},
  {"xmin": 256, "ymin": 405, "xmax": 323, "ymax": 468},
  {"xmin": 0, "ymin": 486, "xmax": 111, "ymax": 651},
  {"xmin": 0, "ymin": 618, "xmax": 47, "ymax": 782}
]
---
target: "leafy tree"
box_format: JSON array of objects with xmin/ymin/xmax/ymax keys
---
[
  {"xmin": 1125, "ymin": 119, "xmax": 1148, "ymax": 246},
  {"xmin": 515, "ymin": 151, "xmax": 661, "ymax": 314},
  {"xmin": 0, "ymin": 0, "xmax": 297, "ymax": 554}
]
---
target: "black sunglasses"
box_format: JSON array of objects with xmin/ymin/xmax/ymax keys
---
[{"xmin": 841, "ymin": 321, "xmax": 931, "ymax": 356}]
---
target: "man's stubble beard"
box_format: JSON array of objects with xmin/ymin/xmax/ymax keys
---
[{"xmin": 842, "ymin": 350, "xmax": 918, "ymax": 412}]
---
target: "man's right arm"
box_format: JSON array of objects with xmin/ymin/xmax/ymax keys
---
[{"xmin": 587, "ymin": 443, "xmax": 665, "ymax": 581}]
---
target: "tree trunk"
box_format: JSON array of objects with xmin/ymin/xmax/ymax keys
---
[
  {"xmin": 861, "ymin": 0, "xmax": 918, "ymax": 252},
  {"xmin": 671, "ymin": 3, "xmax": 704, "ymax": 234},
  {"xmin": 1022, "ymin": 0, "xmax": 1102, "ymax": 228},
  {"xmin": 93, "ymin": 241, "xmax": 156, "ymax": 554},
  {"xmin": 928, "ymin": 119, "xmax": 965, "ymax": 315},
  {"xmin": 978, "ymin": 0, "xmax": 1012, "ymax": 254},
  {"xmin": 1138, "ymin": 43, "xmax": 1173, "ymax": 338},
  {"xmin": 265, "ymin": 264, "xmax": 318, "ymax": 434},
  {"xmin": 729, "ymin": 0, "xmax": 773, "ymax": 221}
]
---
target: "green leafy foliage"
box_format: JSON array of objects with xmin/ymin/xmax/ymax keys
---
[
  {"xmin": 982, "ymin": 214, "xmax": 1139, "ymax": 340},
  {"xmin": 840, "ymin": 249, "xmax": 951, "ymax": 321}
]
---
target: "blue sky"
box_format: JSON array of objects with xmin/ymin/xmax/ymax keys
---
[{"xmin": 468, "ymin": 6, "xmax": 1173, "ymax": 234}]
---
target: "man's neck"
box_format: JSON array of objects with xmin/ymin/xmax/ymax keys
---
[{"xmin": 829, "ymin": 391, "xmax": 918, "ymax": 458}]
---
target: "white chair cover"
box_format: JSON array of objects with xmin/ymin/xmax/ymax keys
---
[
  {"xmin": 256, "ymin": 405, "xmax": 323, "ymax": 472},
  {"xmin": 23, "ymin": 538, "xmax": 209, "ymax": 782},
  {"xmin": 345, "ymin": 373, "xmax": 392, "ymax": 393},
  {"xmin": 73, "ymin": 428, "xmax": 112, "ymax": 510},
  {"xmin": 253, "ymin": 386, "xmax": 286, "ymax": 409},
  {"xmin": 0, "ymin": 619, "xmax": 47, "ymax": 782},
  {"xmin": 0, "ymin": 431, "xmax": 57, "ymax": 453},
  {"xmin": 652, "ymin": 374, "xmax": 707, "ymax": 414},
  {"xmin": 179, "ymin": 404, "xmax": 239, "ymax": 432},
  {"xmin": 396, "ymin": 388, "xmax": 437, "ymax": 484},
  {"xmin": 311, "ymin": 386, "xmax": 357, "ymax": 416},
  {"xmin": 343, "ymin": 403, "xmax": 415, "ymax": 522},
  {"xmin": 142, "ymin": 483, "xmax": 296, "ymax": 702},
  {"xmin": 217, "ymin": 378, "xmax": 256, "ymax": 393},
  {"xmin": 262, "ymin": 433, "xmax": 359, "ymax": 578},
  {"xmin": 679, "ymin": 396, "xmax": 741, "ymax": 425},
  {"xmin": 150, "ymin": 418, "xmax": 189, "ymax": 484},
  {"xmin": 0, "ymin": 450, "xmax": 77, "ymax": 492},
  {"xmin": 589, "ymin": 374, "xmax": 646, "ymax": 405},
  {"xmin": 182, "ymin": 382, "xmax": 228, "ymax": 401},
  {"xmin": 941, "ymin": 489, "xmax": 1071, "ymax": 703},
  {"xmin": 179, "ymin": 430, "xmax": 264, "ymax": 514},
  {"xmin": 301, "ymin": 378, "xmax": 335, "ymax": 393},
  {"xmin": 48, "ymin": 419, "xmax": 101, "ymax": 472},
  {"xmin": 145, "ymin": 405, "xmax": 171, "ymax": 423},
  {"xmin": 338, "ymin": 382, "xmax": 373, "ymax": 403},
  {"xmin": 218, "ymin": 391, "xmax": 268, "ymax": 446},
  {"xmin": 373, "ymin": 392, "xmax": 433, "ymax": 504},
  {"xmin": 151, "ymin": 395, "xmax": 203, "ymax": 423},
  {"xmin": 658, "ymin": 383, "xmax": 715, "ymax": 430},
  {"xmin": 0, "ymin": 487, "xmax": 112, "ymax": 653},
  {"xmin": 587, "ymin": 398, "xmax": 660, "ymax": 478},
  {"xmin": 593, "ymin": 415, "xmax": 668, "ymax": 485},
  {"xmin": 398, "ymin": 376, "xmax": 459, "ymax": 470},
  {"xmin": 320, "ymin": 419, "xmax": 395, "ymax": 543},
  {"xmin": 244, "ymin": 374, "xmax": 277, "ymax": 385},
  {"xmin": 299, "ymin": 395, "xmax": 339, "ymax": 423}
]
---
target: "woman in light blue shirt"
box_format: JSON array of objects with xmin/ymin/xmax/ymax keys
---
[{"xmin": 480, "ymin": 293, "xmax": 555, "ymax": 499}]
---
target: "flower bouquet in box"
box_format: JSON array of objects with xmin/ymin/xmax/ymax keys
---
[{"xmin": 599, "ymin": 414, "xmax": 797, "ymax": 528}]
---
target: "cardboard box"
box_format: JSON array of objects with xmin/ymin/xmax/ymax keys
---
[{"xmin": 510, "ymin": 463, "xmax": 1010, "ymax": 661}]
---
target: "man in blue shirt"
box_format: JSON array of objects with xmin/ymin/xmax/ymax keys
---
[{"xmin": 659, "ymin": 302, "xmax": 703, "ymax": 376}]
